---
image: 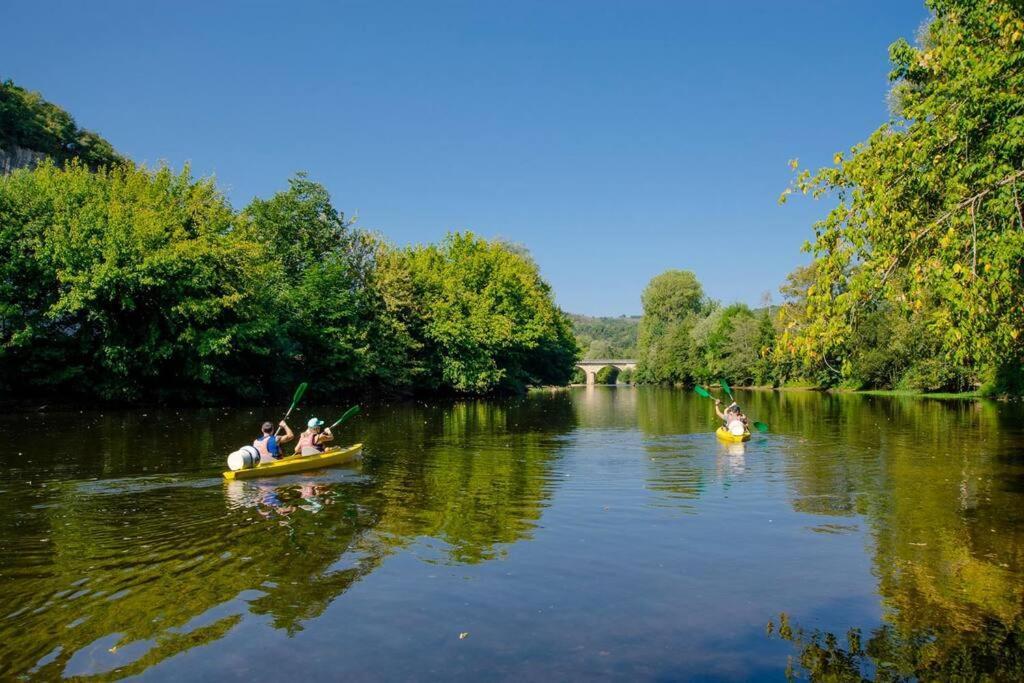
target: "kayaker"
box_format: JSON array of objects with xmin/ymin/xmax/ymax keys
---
[
  {"xmin": 714, "ymin": 399, "xmax": 749, "ymax": 436},
  {"xmin": 254, "ymin": 420, "xmax": 294, "ymax": 461},
  {"xmin": 295, "ymin": 417, "xmax": 334, "ymax": 455}
]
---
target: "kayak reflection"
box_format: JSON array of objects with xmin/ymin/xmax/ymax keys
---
[{"xmin": 224, "ymin": 480, "xmax": 344, "ymax": 518}]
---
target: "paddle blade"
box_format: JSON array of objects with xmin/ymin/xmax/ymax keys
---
[
  {"xmin": 694, "ymin": 385, "xmax": 712, "ymax": 399},
  {"xmin": 719, "ymin": 379, "xmax": 734, "ymax": 401},
  {"xmin": 329, "ymin": 405, "xmax": 361, "ymax": 429},
  {"xmin": 752, "ymin": 421, "xmax": 769, "ymax": 433},
  {"xmin": 291, "ymin": 382, "xmax": 309, "ymax": 409}
]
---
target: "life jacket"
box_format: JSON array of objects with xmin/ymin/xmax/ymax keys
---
[
  {"xmin": 253, "ymin": 434, "xmax": 279, "ymax": 459},
  {"xmin": 296, "ymin": 431, "xmax": 324, "ymax": 455}
]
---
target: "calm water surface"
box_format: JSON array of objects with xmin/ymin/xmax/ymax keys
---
[{"xmin": 2, "ymin": 387, "xmax": 1023, "ymax": 680}]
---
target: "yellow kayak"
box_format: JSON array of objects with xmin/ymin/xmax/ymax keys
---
[
  {"xmin": 715, "ymin": 427, "xmax": 751, "ymax": 443},
  {"xmin": 223, "ymin": 443, "xmax": 363, "ymax": 480}
]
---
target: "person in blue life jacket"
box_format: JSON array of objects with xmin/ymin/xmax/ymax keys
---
[{"xmin": 253, "ymin": 420, "xmax": 295, "ymax": 461}]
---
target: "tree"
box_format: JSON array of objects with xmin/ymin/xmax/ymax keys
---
[
  {"xmin": 636, "ymin": 270, "xmax": 707, "ymax": 384},
  {"xmin": 0, "ymin": 161, "xmax": 268, "ymax": 401},
  {"xmin": 691, "ymin": 304, "xmax": 760, "ymax": 385},
  {"xmin": 401, "ymin": 232, "xmax": 578, "ymax": 393},
  {"xmin": 238, "ymin": 173, "xmax": 404, "ymax": 396},
  {"xmin": 781, "ymin": 0, "xmax": 1024, "ymax": 394}
]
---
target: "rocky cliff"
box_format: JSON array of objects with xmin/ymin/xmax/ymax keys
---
[{"xmin": 0, "ymin": 143, "xmax": 46, "ymax": 174}]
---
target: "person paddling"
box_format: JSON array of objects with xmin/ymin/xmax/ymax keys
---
[
  {"xmin": 714, "ymin": 399, "xmax": 749, "ymax": 436},
  {"xmin": 295, "ymin": 417, "xmax": 334, "ymax": 455},
  {"xmin": 254, "ymin": 420, "xmax": 294, "ymax": 461}
]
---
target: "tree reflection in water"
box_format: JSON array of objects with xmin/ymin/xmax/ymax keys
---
[
  {"xmin": 767, "ymin": 611, "xmax": 1024, "ymax": 681},
  {"xmin": 767, "ymin": 394, "xmax": 1024, "ymax": 681},
  {"xmin": 1, "ymin": 394, "xmax": 575, "ymax": 679}
]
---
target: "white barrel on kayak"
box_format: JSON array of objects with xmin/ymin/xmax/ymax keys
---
[{"xmin": 226, "ymin": 445, "xmax": 261, "ymax": 471}]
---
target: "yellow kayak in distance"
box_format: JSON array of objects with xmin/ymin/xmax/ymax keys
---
[
  {"xmin": 715, "ymin": 427, "xmax": 751, "ymax": 443},
  {"xmin": 223, "ymin": 443, "xmax": 363, "ymax": 480}
]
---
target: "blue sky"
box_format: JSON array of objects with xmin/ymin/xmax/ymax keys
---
[{"xmin": 3, "ymin": 1, "xmax": 929, "ymax": 315}]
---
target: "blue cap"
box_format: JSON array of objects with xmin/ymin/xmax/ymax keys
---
[{"xmin": 307, "ymin": 417, "xmax": 325, "ymax": 428}]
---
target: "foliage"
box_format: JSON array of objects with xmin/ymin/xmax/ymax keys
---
[
  {"xmin": 779, "ymin": 0, "xmax": 1024, "ymax": 394},
  {"xmin": 0, "ymin": 163, "xmax": 576, "ymax": 402},
  {"xmin": 238, "ymin": 173, "xmax": 416, "ymax": 397},
  {"xmin": 594, "ymin": 365, "xmax": 619, "ymax": 384},
  {"xmin": 569, "ymin": 313, "xmax": 639, "ymax": 359},
  {"xmin": 636, "ymin": 270, "xmax": 708, "ymax": 384},
  {"xmin": 395, "ymin": 232, "xmax": 579, "ymax": 393},
  {"xmin": 635, "ymin": 270, "xmax": 778, "ymax": 386},
  {"xmin": 0, "ymin": 79, "xmax": 123, "ymax": 168},
  {"xmin": 769, "ymin": 612, "xmax": 1024, "ymax": 682},
  {"xmin": 0, "ymin": 161, "xmax": 267, "ymax": 402},
  {"xmin": 690, "ymin": 304, "xmax": 762, "ymax": 385}
]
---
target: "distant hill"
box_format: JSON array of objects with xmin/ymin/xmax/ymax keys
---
[
  {"xmin": 0, "ymin": 79, "xmax": 123, "ymax": 171},
  {"xmin": 569, "ymin": 313, "xmax": 640, "ymax": 359}
]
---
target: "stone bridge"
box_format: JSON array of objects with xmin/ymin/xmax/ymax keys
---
[{"xmin": 576, "ymin": 359, "xmax": 637, "ymax": 385}]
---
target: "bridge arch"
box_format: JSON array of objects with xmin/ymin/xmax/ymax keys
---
[{"xmin": 575, "ymin": 359, "xmax": 637, "ymax": 385}]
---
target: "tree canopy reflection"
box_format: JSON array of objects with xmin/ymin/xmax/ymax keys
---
[
  {"xmin": 769, "ymin": 394, "xmax": 1024, "ymax": 680},
  {"xmin": 0, "ymin": 395, "xmax": 574, "ymax": 679}
]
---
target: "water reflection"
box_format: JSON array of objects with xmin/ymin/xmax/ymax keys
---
[
  {"xmin": 0, "ymin": 396, "xmax": 575, "ymax": 678},
  {"xmin": 764, "ymin": 392, "xmax": 1024, "ymax": 680},
  {"xmin": 3, "ymin": 388, "xmax": 1024, "ymax": 679}
]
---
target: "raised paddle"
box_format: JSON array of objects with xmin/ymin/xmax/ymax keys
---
[
  {"xmin": 719, "ymin": 379, "xmax": 734, "ymax": 402},
  {"xmin": 275, "ymin": 382, "xmax": 309, "ymax": 435},
  {"xmin": 718, "ymin": 379, "xmax": 769, "ymax": 433},
  {"xmin": 694, "ymin": 386, "xmax": 725, "ymax": 428},
  {"xmin": 327, "ymin": 405, "xmax": 361, "ymax": 431}
]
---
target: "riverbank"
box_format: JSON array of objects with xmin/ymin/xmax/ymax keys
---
[
  {"xmin": 736, "ymin": 384, "xmax": 984, "ymax": 400},
  {"xmin": 548, "ymin": 383, "xmax": 985, "ymax": 399}
]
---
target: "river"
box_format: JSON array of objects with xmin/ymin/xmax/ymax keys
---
[{"xmin": 2, "ymin": 387, "xmax": 1023, "ymax": 680}]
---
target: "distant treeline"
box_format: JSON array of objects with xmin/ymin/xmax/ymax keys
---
[
  {"xmin": 569, "ymin": 314, "xmax": 639, "ymax": 360},
  {"xmin": 0, "ymin": 162, "xmax": 577, "ymax": 403}
]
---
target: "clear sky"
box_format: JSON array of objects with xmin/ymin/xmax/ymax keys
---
[{"xmin": 3, "ymin": 1, "xmax": 929, "ymax": 316}]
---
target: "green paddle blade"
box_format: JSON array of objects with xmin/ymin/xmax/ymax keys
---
[
  {"xmin": 291, "ymin": 382, "xmax": 309, "ymax": 409},
  {"xmin": 752, "ymin": 421, "xmax": 769, "ymax": 433},
  {"xmin": 694, "ymin": 385, "xmax": 712, "ymax": 399},
  {"xmin": 329, "ymin": 405, "xmax": 361, "ymax": 429},
  {"xmin": 719, "ymin": 379, "xmax": 734, "ymax": 401}
]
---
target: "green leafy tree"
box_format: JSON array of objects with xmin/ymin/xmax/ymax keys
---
[
  {"xmin": 238, "ymin": 173, "xmax": 408, "ymax": 395},
  {"xmin": 691, "ymin": 304, "xmax": 760, "ymax": 385},
  {"xmin": 636, "ymin": 270, "xmax": 707, "ymax": 384},
  {"xmin": 401, "ymin": 232, "xmax": 578, "ymax": 393},
  {"xmin": 753, "ymin": 309, "xmax": 778, "ymax": 385},
  {"xmin": 0, "ymin": 161, "xmax": 268, "ymax": 401},
  {"xmin": 781, "ymin": 0, "xmax": 1024, "ymax": 394}
]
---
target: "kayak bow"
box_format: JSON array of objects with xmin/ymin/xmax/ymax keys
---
[
  {"xmin": 715, "ymin": 427, "xmax": 751, "ymax": 443},
  {"xmin": 223, "ymin": 443, "xmax": 363, "ymax": 480}
]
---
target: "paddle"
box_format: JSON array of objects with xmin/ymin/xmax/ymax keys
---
[
  {"xmin": 719, "ymin": 379, "xmax": 734, "ymax": 402},
  {"xmin": 694, "ymin": 385, "xmax": 728, "ymax": 429},
  {"xmin": 328, "ymin": 405, "xmax": 361, "ymax": 431},
  {"xmin": 275, "ymin": 382, "xmax": 308, "ymax": 435},
  {"xmin": 718, "ymin": 379, "xmax": 769, "ymax": 433}
]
